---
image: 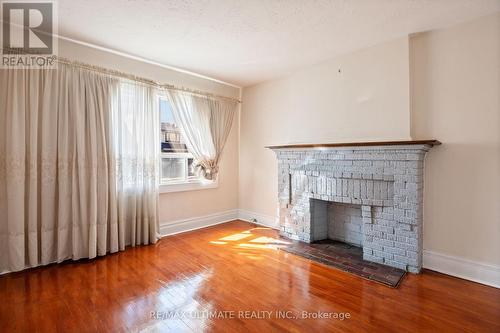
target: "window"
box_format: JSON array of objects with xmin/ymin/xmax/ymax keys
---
[{"xmin": 159, "ymin": 97, "xmax": 217, "ymax": 192}]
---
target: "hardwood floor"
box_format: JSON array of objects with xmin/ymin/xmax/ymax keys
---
[{"xmin": 1, "ymin": 220, "xmax": 499, "ymax": 332}]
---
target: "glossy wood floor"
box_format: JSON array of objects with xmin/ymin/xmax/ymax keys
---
[{"xmin": 1, "ymin": 220, "xmax": 499, "ymax": 332}]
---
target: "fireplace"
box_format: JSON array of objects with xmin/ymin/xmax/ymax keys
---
[{"xmin": 269, "ymin": 140, "xmax": 440, "ymax": 273}]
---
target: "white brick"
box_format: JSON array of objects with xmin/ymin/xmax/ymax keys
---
[{"xmin": 273, "ymin": 145, "xmax": 432, "ymax": 272}]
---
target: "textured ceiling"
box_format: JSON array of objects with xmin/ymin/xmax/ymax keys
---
[{"xmin": 57, "ymin": 0, "xmax": 500, "ymax": 87}]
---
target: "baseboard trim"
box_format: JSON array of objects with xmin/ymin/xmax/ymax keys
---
[
  {"xmin": 160, "ymin": 209, "xmax": 239, "ymax": 237},
  {"xmin": 238, "ymin": 209, "xmax": 280, "ymax": 229},
  {"xmin": 160, "ymin": 209, "xmax": 279, "ymax": 238},
  {"xmin": 423, "ymin": 250, "xmax": 500, "ymax": 288}
]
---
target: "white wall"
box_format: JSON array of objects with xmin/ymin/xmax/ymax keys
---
[
  {"xmin": 58, "ymin": 38, "xmax": 241, "ymax": 226},
  {"xmin": 239, "ymin": 37, "xmax": 412, "ymax": 219},
  {"xmin": 239, "ymin": 13, "xmax": 500, "ymax": 282},
  {"xmin": 411, "ymin": 13, "xmax": 500, "ymax": 266}
]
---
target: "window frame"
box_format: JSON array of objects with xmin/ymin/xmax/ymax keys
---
[{"xmin": 158, "ymin": 96, "xmax": 217, "ymax": 193}]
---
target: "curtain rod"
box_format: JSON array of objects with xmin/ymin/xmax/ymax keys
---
[
  {"xmin": 55, "ymin": 57, "xmax": 241, "ymax": 104},
  {"xmin": 4, "ymin": 54, "xmax": 241, "ymax": 104}
]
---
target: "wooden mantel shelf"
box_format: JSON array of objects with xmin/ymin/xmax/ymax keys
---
[{"xmin": 266, "ymin": 139, "xmax": 441, "ymax": 149}]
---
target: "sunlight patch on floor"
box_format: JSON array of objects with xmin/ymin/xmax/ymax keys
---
[
  {"xmin": 219, "ymin": 233, "xmax": 252, "ymax": 241},
  {"xmin": 249, "ymin": 236, "xmax": 290, "ymax": 245},
  {"xmin": 211, "ymin": 229, "xmax": 291, "ymax": 252}
]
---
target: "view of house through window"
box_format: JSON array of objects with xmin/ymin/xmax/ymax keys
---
[{"xmin": 160, "ymin": 98, "xmax": 197, "ymax": 184}]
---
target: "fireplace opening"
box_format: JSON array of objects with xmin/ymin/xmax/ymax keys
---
[{"xmin": 310, "ymin": 199, "xmax": 363, "ymax": 247}]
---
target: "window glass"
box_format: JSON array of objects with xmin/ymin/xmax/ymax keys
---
[
  {"xmin": 161, "ymin": 157, "xmax": 186, "ymax": 182},
  {"xmin": 159, "ymin": 98, "xmax": 200, "ymax": 184},
  {"xmin": 160, "ymin": 99, "xmax": 188, "ymax": 153}
]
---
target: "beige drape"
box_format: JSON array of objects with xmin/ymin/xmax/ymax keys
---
[
  {"xmin": 0, "ymin": 64, "xmax": 159, "ymax": 273},
  {"xmin": 167, "ymin": 91, "xmax": 237, "ymax": 180}
]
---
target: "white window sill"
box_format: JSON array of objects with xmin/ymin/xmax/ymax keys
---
[{"xmin": 159, "ymin": 179, "xmax": 218, "ymax": 194}]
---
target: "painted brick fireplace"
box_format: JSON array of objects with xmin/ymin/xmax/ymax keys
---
[{"xmin": 269, "ymin": 140, "xmax": 440, "ymax": 273}]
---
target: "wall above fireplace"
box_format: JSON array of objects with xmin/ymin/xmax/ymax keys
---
[{"xmin": 269, "ymin": 140, "xmax": 440, "ymax": 273}]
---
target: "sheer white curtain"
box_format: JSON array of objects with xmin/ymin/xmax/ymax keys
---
[
  {"xmin": 166, "ymin": 90, "xmax": 237, "ymax": 180},
  {"xmin": 0, "ymin": 64, "xmax": 159, "ymax": 273},
  {"xmin": 113, "ymin": 81, "xmax": 160, "ymax": 247}
]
